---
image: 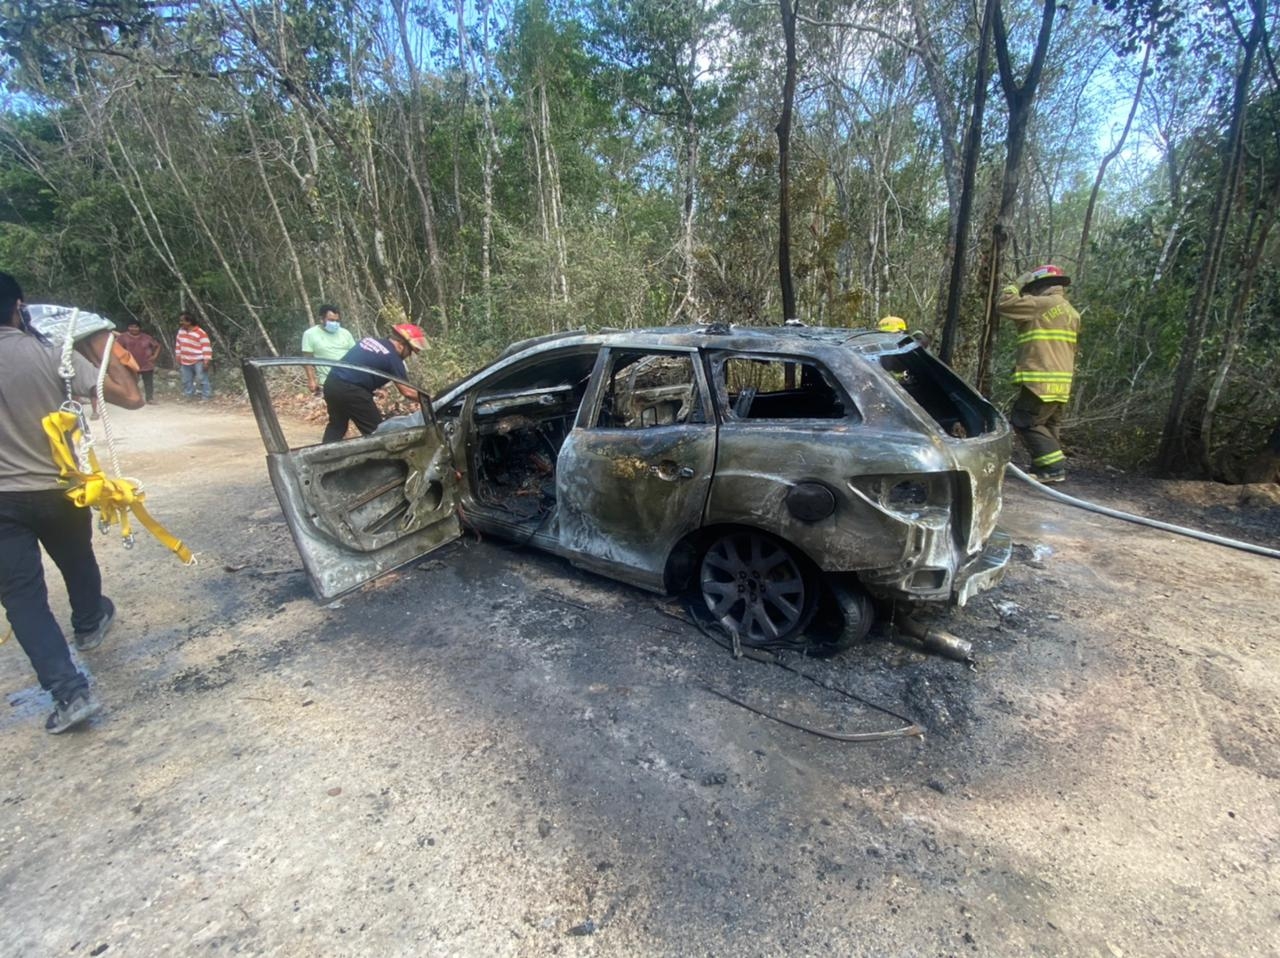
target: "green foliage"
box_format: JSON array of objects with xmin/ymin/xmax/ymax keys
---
[{"xmin": 0, "ymin": 0, "xmax": 1276, "ymax": 477}]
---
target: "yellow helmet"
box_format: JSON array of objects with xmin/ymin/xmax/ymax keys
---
[{"xmin": 877, "ymin": 315, "xmax": 907, "ymax": 333}]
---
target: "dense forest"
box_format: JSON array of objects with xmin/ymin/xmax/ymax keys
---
[{"xmin": 1, "ymin": 0, "xmax": 1277, "ymax": 479}]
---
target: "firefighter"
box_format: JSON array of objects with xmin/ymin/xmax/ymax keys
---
[
  {"xmin": 322, "ymin": 323, "xmax": 427, "ymax": 443},
  {"xmin": 998, "ymin": 264, "xmax": 1079, "ymax": 483},
  {"xmin": 877, "ymin": 315, "xmax": 907, "ymax": 334}
]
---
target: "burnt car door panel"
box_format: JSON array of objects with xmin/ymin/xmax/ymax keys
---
[
  {"xmin": 705, "ymin": 353, "xmax": 908, "ymax": 572},
  {"xmin": 556, "ymin": 348, "xmax": 716, "ymax": 590},
  {"xmin": 243, "ymin": 358, "xmax": 461, "ymax": 599}
]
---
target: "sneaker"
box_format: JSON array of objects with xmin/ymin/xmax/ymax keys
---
[
  {"xmin": 74, "ymin": 597, "xmax": 115, "ymax": 651},
  {"xmin": 1033, "ymin": 467, "xmax": 1067, "ymax": 484},
  {"xmin": 45, "ymin": 689, "xmax": 103, "ymax": 734}
]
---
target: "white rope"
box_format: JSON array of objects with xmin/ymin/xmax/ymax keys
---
[
  {"xmin": 55, "ymin": 308, "xmax": 95, "ymax": 472},
  {"xmin": 94, "ymin": 330, "xmax": 126, "ymax": 481},
  {"xmin": 58, "ymin": 308, "xmax": 79, "ymax": 402},
  {"xmin": 59, "ymin": 317, "xmax": 139, "ymax": 524}
]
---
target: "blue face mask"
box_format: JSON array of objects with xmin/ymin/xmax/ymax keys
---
[{"xmin": 324, "ymin": 320, "xmax": 340, "ymax": 333}]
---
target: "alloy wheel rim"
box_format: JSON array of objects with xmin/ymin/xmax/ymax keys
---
[{"xmin": 700, "ymin": 533, "xmax": 808, "ymax": 643}]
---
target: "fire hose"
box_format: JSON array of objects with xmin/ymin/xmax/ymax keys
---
[{"xmin": 1009, "ymin": 465, "xmax": 1280, "ymax": 561}]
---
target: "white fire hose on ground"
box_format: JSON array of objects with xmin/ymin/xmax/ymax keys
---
[
  {"xmin": 1008, "ymin": 464, "xmax": 1280, "ymax": 561},
  {"xmin": 890, "ymin": 465, "xmax": 1279, "ymax": 668}
]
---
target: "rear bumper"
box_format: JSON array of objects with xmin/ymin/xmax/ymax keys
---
[{"xmin": 952, "ymin": 531, "xmax": 1012, "ymax": 606}]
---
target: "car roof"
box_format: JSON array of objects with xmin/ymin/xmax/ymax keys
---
[
  {"xmin": 497, "ymin": 323, "xmax": 903, "ymax": 358},
  {"xmin": 435, "ymin": 324, "xmax": 915, "ymax": 406}
]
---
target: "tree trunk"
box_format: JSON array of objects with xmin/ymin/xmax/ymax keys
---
[
  {"xmin": 974, "ymin": 0, "xmax": 1058, "ymax": 396},
  {"xmin": 1148, "ymin": 197, "xmax": 1188, "ymax": 294},
  {"xmin": 338, "ymin": 205, "xmax": 386, "ymax": 323},
  {"xmin": 1077, "ymin": 44, "xmax": 1149, "ymax": 287},
  {"xmin": 135, "ymin": 109, "xmax": 278, "ymax": 355},
  {"xmin": 99, "ymin": 114, "xmax": 231, "ymax": 357},
  {"xmin": 453, "ymin": 0, "xmax": 468, "ymax": 237},
  {"xmin": 673, "ymin": 30, "xmax": 702, "ymax": 325},
  {"xmin": 539, "ymin": 83, "xmax": 570, "ymax": 305},
  {"xmin": 1199, "ymin": 155, "xmax": 1277, "ymax": 475},
  {"xmin": 776, "ymin": 0, "xmax": 798, "ymax": 323},
  {"xmin": 676, "ymin": 120, "xmax": 700, "ymax": 322},
  {"xmin": 246, "ymin": 121, "xmax": 314, "ymax": 324},
  {"xmin": 910, "ymin": 0, "xmax": 961, "ymax": 225},
  {"xmin": 474, "ymin": 0, "xmax": 500, "ymax": 330},
  {"xmin": 1156, "ymin": 11, "xmax": 1262, "ymax": 474},
  {"xmin": 232, "ymin": 0, "xmax": 414, "ymax": 326},
  {"xmin": 910, "ymin": 0, "xmax": 964, "ymax": 332},
  {"xmin": 939, "ymin": 0, "xmax": 996, "ymax": 364},
  {"xmin": 528, "ymin": 94, "xmax": 552, "ymax": 303}
]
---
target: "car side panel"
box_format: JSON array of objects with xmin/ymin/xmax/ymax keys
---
[
  {"xmin": 554, "ymin": 346, "xmax": 717, "ymax": 590},
  {"xmin": 706, "ymin": 422, "xmax": 920, "ymax": 571}
]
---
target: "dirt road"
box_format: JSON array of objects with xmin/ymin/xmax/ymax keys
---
[{"xmin": 2, "ymin": 399, "xmax": 1278, "ymax": 957}]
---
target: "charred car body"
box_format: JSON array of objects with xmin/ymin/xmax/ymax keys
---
[{"xmin": 244, "ymin": 324, "xmax": 1012, "ymax": 648}]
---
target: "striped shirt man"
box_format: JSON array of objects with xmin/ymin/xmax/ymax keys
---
[{"xmin": 174, "ymin": 316, "xmax": 212, "ymax": 366}]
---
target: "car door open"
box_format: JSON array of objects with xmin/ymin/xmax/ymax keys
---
[{"xmin": 242, "ymin": 358, "xmax": 462, "ymax": 599}]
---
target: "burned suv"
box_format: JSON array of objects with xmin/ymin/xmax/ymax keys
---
[{"xmin": 244, "ymin": 324, "xmax": 1012, "ymax": 647}]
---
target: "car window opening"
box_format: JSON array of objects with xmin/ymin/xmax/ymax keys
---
[
  {"xmin": 446, "ymin": 349, "xmax": 600, "ymax": 524},
  {"xmin": 718, "ymin": 356, "xmax": 851, "ymax": 421},
  {"xmin": 877, "ymin": 349, "xmax": 998, "ymax": 439},
  {"xmin": 596, "ymin": 352, "xmax": 704, "ymax": 429}
]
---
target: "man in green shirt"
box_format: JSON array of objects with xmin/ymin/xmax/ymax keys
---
[{"xmin": 302, "ymin": 304, "xmax": 356, "ymax": 395}]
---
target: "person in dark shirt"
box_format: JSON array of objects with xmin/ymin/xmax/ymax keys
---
[
  {"xmin": 117, "ymin": 320, "xmax": 163, "ymax": 402},
  {"xmin": 322, "ymin": 323, "xmax": 427, "ymax": 443}
]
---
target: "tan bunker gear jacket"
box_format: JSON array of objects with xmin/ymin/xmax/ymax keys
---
[{"xmin": 997, "ymin": 288, "xmax": 1080, "ymax": 402}]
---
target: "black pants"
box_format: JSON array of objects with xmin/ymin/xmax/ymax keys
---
[
  {"xmin": 323, "ymin": 377, "xmax": 383, "ymax": 443},
  {"xmin": 0, "ymin": 490, "xmax": 105, "ymax": 704},
  {"xmin": 140, "ymin": 369, "xmax": 155, "ymax": 402},
  {"xmin": 1010, "ymin": 386, "xmax": 1067, "ymax": 471}
]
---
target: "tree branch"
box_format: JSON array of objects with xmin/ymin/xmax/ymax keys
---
[{"xmin": 794, "ymin": 13, "xmax": 919, "ymax": 54}]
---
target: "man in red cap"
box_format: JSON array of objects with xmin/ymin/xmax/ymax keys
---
[{"xmin": 322, "ymin": 323, "xmax": 426, "ymax": 442}]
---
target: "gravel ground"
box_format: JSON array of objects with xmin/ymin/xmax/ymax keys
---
[{"xmin": 1, "ymin": 399, "xmax": 1277, "ymax": 957}]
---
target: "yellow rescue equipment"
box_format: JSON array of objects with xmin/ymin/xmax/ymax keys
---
[
  {"xmin": 40, "ymin": 306, "xmax": 193, "ymax": 565},
  {"xmin": 1, "ymin": 311, "xmax": 192, "ymax": 648},
  {"xmin": 42, "ymin": 409, "xmax": 193, "ymax": 564}
]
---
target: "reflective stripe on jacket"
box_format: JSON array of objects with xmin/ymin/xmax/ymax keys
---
[{"xmin": 997, "ymin": 289, "xmax": 1079, "ymax": 402}]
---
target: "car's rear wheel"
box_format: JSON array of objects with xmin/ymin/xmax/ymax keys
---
[{"xmin": 698, "ymin": 531, "xmax": 816, "ymax": 644}]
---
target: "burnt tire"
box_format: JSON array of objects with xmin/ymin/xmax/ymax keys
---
[
  {"xmin": 809, "ymin": 579, "xmax": 874, "ymax": 653},
  {"xmin": 698, "ymin": 531, "xmax": 817, "ymax": 645}
]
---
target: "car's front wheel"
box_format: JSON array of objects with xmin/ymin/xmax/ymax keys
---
[{"xmin": 698, "ymin": 531, "xmax": 816, "ymax": 645}]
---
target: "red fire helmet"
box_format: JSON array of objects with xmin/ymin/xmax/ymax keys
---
[{"xmin": 391, "ymin": 323, "xmax": 428, "ymax": 352}]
